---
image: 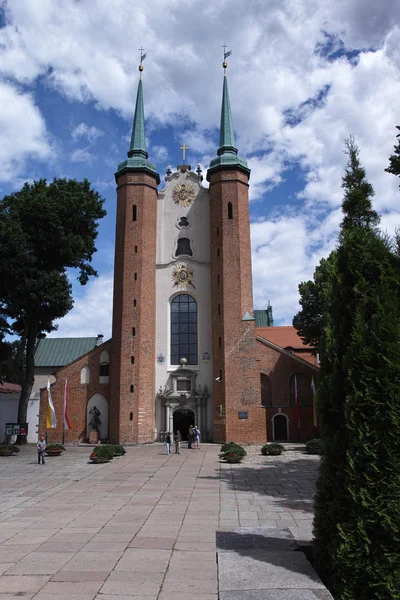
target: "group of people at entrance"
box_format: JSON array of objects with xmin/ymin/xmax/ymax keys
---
[{"xmin": 165, "ymin": 425, "xmax": 200, "ymax": 454}]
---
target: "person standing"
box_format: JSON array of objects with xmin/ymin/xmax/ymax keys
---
[
  {"xmin": 37, "ymin": 435, "xmax": 46, "ymax": 464},
  {"xmin": 193, "ymin": 426, "xmax": 200, "ymax": 449},
  {"xmin": 188, "ymin": 425, "xmax": 194, "ymax": 449},
  {"xmin": 165, "ymin": 432, "xmax": 172, "ymax": 455},
  {"xmin": 174, "ymin": 430, "xmax": 181, "ymax": 454}
]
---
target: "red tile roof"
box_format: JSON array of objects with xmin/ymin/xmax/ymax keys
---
[
  {"xmin": 256, "ymin": 326, "xmax": 313, "ymax": 350},
  {"xmin": 0, "ymin": 381, "xmax": 22, "ymax": 394}
]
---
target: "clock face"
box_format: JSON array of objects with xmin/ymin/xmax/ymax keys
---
[{"xmin": 172, "ymin": 183, "xmax": 195, "ymax": 208}]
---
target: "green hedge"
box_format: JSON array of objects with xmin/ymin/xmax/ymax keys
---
[
  {"xmin": 261, "ymin": 443, "xmax": 286, "ymax": 456},
  {"xmin": 305, "ymin": 439, "xmax": 323, "ymax": 455}
]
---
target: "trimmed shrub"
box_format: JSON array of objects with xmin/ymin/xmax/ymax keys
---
[
  {"xmin": 109, "ymin": 444, "xmax": 126, "ymax": 456},
  {"xmin": 46, "ymin": 443, "xmax": 65, "ymax": 451},
  {"xmin": 90, "ymin": 446, "xmax": 114, "ymax": 461},
  {"xmin": 261, "ymin": 443, "xmax": 286, "ymax": 456},
  {"xmin": 0, "ymin": 444, "xmax": 19, "ymax": 454},
  {"xmin": 305, "ymin": 439, "xmax": 323, "ymax": 455},
  {"xmin": 220, "ymin": 442, "xmax": 247, "ymax": 456}
]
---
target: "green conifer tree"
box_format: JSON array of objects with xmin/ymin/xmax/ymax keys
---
[{"xmin": 313, "ymin": 138, "xmax": 400, "ymax": 599}]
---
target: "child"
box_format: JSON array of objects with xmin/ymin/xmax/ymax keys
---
[{"xmin": 37, "ymin": 435, "xmax": 46, "ymax": 464}]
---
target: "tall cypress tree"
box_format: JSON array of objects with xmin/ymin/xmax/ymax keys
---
[{"xmin": 313, "ymin": 138, "xmax": 400, "ymax": 599}]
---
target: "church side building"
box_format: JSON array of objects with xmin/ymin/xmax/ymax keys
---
[{"xmin": 40, "ymin": 60, "xmax": 319, "ymax": 445}]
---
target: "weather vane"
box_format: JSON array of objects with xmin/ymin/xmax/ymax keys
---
[
  {"xmin": 139, "ymin": 47, "xmax": 147, "ymax": 77},
  {"xmin": 222, "ymin": 43, "xmax": 232, "ymax": 74}
]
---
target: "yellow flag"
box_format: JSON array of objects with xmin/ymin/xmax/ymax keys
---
[{"xmin": 46, "ymin": 379, "xmax": 57, "ymax": 429}]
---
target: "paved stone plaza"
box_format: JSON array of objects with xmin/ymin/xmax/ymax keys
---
[{"xmin": 0, "ymin": 444, "xmax": 325, "ymax": 599}]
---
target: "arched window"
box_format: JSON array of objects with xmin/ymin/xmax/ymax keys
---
[
  {"xmin": 289, "ymin": 373, "xmax": 312, "ymax": 406},
  {"xmin": 175, "ymin": 238, "xmax": 193, "ymax": 257},
  {"xmin": 81, "ymin": 365, "xmax": 90, "ymax": 384},
  {"xmin": 228, "ymin": 202, "xmax": 233, "ymax": 219},
  {"xmin": 171, "ymin": 294, "xmax": 198, "ymax": 365},
  {"xmin": 260, "ymin": 373, "xmax": 272, "ymax": 406}
]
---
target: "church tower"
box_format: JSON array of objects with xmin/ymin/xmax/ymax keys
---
[
  {"xmin": 207, "ymin": 60, "xmax": 261, "ymax": 443},
  {"xmin": 110, "ymin": 61, "xmax": 160, "ymax": 444}
]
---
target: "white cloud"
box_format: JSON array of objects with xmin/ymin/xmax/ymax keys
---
[
  {"xmin": 151, "ymin": 145, "xmax": 169, "ymax": 163},
  {"xmin": 0, "ymin": 80, "xmax": 53, "ymax": 183},
  {"xmin": 49, "ymin": 273, "xmax": 113, "ymax": 338},
  {"xmin": 70, "ymin": 148, "xmax": 94, "ymax": 163},
  {"xmin": 1, "ymin": 0, "xmax": 400, "ymax": 325},
  {"xmin": 71, "ymin": 122, "xmax": 104, "ymax": 143}
]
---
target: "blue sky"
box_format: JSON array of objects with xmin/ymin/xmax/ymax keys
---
[{"xmin": 1, "ymin": 0, "xmax": 399, "ymax": 338}]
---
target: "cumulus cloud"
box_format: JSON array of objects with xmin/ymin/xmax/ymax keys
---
[
  {"xmin": 1, "ymin": 0, "xmax": 399, "ymax": 325},
  {"xmin": 49, "ymin": 273, "xmax": 114, "ymax": 338},
  {"xmin": 0, "ymin": 80, "xmax": 53, "ymax": 183}
]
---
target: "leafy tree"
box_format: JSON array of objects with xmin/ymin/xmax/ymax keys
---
[
  {"xmin": 0, "ymin": 179, "xmax": 106, "ymax": 441},
  {"xmin": 385, "ymin": 125, "xmax": 400, "ymax": 182},
  {"xmin": 313, "ymin": 138, "xmax": 400, "ymax": 599},
  {"xmin": 293, "ymin": 252, "xmax": 337, "ymax": 349}
]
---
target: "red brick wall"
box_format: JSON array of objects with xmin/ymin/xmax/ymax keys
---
[
  {"xmin": 256, "ymin": 340, "xmax": 318, "ymax": 442},
  {"xmin": 39, "ymin": 341, "xmax": 111, "ymax": 443},
  {"xmin": 110, "ymin": 170, "xmax": 158, "ymax": 444},
  {"xmin": 209, "ymin": 167, "xmax": 261, "ymax": 444}
]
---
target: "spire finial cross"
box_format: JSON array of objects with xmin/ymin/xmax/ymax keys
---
[
  {"xmin": 222, "ymin": 43, "xmax": 228, "ymax": 55},
  {"xmin": 180, "ymin": 143, "xmax": 188, "ymax": 161}
]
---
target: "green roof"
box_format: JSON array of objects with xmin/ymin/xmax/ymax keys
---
[{"xmin": 34, "ymin": 337, "xmax": 98, "ymax": 367}]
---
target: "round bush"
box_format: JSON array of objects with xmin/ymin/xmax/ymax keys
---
[
  {"xmin": 46, "ymin": 443, "xmax": 65, "ymax": 451},
  {"xmin": 220, "ymin": 442, "xmax": 247, "ymax": 456},
  {"xmin": 305, "ymin": 438, "xmax": 324, "ymax": 455},
  {"xmin": 90, "ymin": 446, "xmax": 114, "ymax": 461},
  {"xmin": 261, "ymin": 443, "xmax": 286, "ymax": 456}
]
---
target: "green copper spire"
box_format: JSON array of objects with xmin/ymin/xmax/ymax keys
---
[
  {"xmin": 128, "ymin": 78, "xmax": 147, "ymax": 159},
  {"xmin": 207, "ymin": 66, "xmax": 250, "ymax": 180},
  {"xmin": 116, "ymin": 62, "xmax": 160, "ymax": 184},
  {"xmin": 219, "ymin": 75, "xmax": 237, "ymax": 154}
]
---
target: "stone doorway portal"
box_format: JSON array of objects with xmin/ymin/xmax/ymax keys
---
[{"xmin": 173, "ymin": 409, "xmax": 195, "ymax": 440}]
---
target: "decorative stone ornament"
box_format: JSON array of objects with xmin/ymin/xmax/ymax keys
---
[
  {"xmin": 172, "ymin": 263, "xmax": 195, "ymax": 290},
  {"xmin": 157, "ymin": 353, "xmax": 166, "ymax": 364},
  {"xmin": 172, "ymin": 183, "xmax": 195, "ymax": 208}
]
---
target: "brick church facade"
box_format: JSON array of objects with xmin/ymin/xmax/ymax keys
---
[{"xmin": 40, "ymin": 62, "xmax": 318, "ymax": 445}]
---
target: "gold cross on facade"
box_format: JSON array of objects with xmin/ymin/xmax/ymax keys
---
[{"xmin": 180, "ymin": 144, "xmax": 188, "ymax": 161}]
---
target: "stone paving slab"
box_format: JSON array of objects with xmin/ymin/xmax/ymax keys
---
[
  {"xmin": 0, "ymin": 443, "xmax": 330, "ymax": 600},
  {"xmin": 218, "ymin": 550, "xmax": 326, "ymax": 591},
  {"xmin": 220, "ymin": 591, "xmax": 333, "ymax": 600}
]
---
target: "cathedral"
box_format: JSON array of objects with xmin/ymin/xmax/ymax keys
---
[{"xmin": 40, "ymin": 59, "xmax": 319, "ymax": 445}]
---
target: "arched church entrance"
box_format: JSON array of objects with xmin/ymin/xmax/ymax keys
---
[
  {"xmin": 273, "ymin": 414, "xmax": 288, "ymax": 441},
  {"xmin": 173, "ymin": 409, "xmax": 195, "ymax": 440}
]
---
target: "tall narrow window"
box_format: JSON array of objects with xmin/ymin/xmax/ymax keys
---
[
  {"xmin": 170, "ymin": 294, "xmax": 198, "ymax": 365},
  {"xmin": 135, "ymin": 245, "xmax": 138, "ymax": 253},
  {"xmin": 260, "ymin": 374, "xmax": 272, "ymax": 406},
  {"xmin": 131, "ymin": 356, "xmax": 135, "ymax": 364},
  {"xmin": 228, "ymin": 202, "xmax": 233, "ymax": 219},
  {"xmin": 132, "ymin": 327, "xmax": 136, "ymax": 337},
  {"xmin": 175, "ymin": 238, "xmax": 193, "ymax": 257},
  {"xmin": 134, "ymin": 272, "xmax": 137, "ymax": 280},
  {"xmin": 133, "ymin": 299, "xmax": 136, "ymax": 307},
  {"xmin": 217, "ymin": 274, "xmax": 220, "ymax": 285},
  {"xmin": 217, "ymin": 248, "xmax": 220, "ymax": 257},
  {"xmin": 218, "ymin": 303, "xmax": 221, "ymax": 315},
  {"xmin": 133, "ymin": 204, "xmax": 137, "ymax": 221}
]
